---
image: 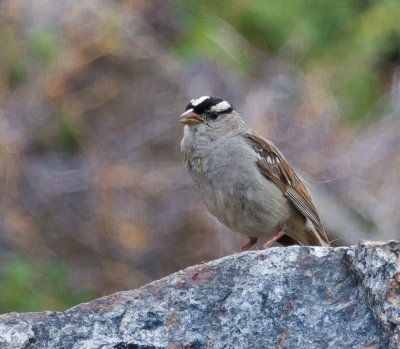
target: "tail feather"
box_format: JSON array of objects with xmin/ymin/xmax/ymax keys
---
[{"xmin": 278, "ymin": 221, "xmax": 330, "ymax": 247}]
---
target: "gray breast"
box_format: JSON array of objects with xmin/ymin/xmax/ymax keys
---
[{"xmin": 185, "ymin": 136, "xmax": 291, "ymax": 237}]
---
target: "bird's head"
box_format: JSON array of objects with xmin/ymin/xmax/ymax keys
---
[
  {"xmin": 178, "ymin": 96, "xmax": 235, "ymax": 126},
  {"xmin": 178, "ymin": 96, "xmax": 246, "ymax": 140}
]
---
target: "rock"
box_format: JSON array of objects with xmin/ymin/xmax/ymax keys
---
[{"xmin": 0, "ymin": 241, "xmax": 399, "ymax": 349}]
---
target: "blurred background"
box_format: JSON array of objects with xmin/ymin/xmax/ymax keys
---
[{"xmin": 0, "ymin": 0, "xmax": 400, "ymax": 312}]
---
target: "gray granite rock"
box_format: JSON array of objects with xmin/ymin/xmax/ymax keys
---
[{"xmin": 0, "ymin": 241, "xmax": 399, "ymax": 349}]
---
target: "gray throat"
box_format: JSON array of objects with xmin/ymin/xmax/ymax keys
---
[{"xmin": 181, "ymin": 122, "xmax": 248, "ymax": 172}]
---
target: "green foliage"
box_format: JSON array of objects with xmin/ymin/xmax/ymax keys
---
[
  {"xmin": 334, "ymin": 73, "xmax": 381, "ymax": 123},
  {"xmin": 29, "ymin": 114, "xmax": 81, "ymax": 154},
  {"xmin": 0, "ymin": 30, "xmax": 26, "ymax": 87},
  {"xmin": 173, "ymin": 11, "xmax": 252, "ymax": 72},
  {"xmin": 55, "ymin": 116, "xmax": 81, "ymax": 153},
  {"xmin": 174, "ymin": 0, "xmax": 400, "ymax": 121},
  {"xmin": 6, "ymin": 58, "xmax": 26, "ymax": 87},
  {"xmin": 29, "ymin": 30, "xmax": 60, "ymax": 65},
  {"xmin": 0, "ymin": 258, "xmax": 93, "ymax": 313}
]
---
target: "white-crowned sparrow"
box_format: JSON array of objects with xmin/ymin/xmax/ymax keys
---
[{"xmin": 179, "ymin": 96, "xmax": 329, "ymax": 250}]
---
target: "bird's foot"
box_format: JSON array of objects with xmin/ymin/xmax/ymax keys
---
[
  {"xmin": 241, "ymin": 237, "xmax": 258, "ymax": 251},
  {"xmin": 262, "ymin": 231, "xmax": 285, "ymax": 249}
]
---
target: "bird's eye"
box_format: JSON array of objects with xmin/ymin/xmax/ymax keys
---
[{"xmin": 209, "ymin": 111, "xmax": 219, "ymax": 119}]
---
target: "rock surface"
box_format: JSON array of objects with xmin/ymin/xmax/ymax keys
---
[{"xmin": 0, "ymin": 241, "xmax": 399, "ymax": 349}]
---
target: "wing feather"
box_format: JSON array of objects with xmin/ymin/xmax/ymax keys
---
[{"xmin": 245, "ymin": 130, "xmax": 329, "ymax": 245}]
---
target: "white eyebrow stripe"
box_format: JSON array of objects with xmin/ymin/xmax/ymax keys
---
[
  {"xmin": 210, "ymin": 101, "xmax": 231, "ymax": 112},
  {"xmin": 191, "ymin": 96, "xmax": 209, "ymax": 106},
  {"xmin": 179, "ymin": 108, "xmax": 194, "ymax": 118}
]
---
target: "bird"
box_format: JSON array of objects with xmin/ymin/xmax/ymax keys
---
[{"xmin": 179, "ymin": 96, "xmax": 330, "ymax": 250}]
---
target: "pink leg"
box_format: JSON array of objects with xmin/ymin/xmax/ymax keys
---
[
  {"xmin": 241, "ymin": 237, "xmax": 258, "ymax": 251},
  {"xmin": 262, "ymin": 231, "xmax": 285, "ymax": 249}
]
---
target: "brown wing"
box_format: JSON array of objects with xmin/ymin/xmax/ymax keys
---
[{"xmin": 245, "ymin": 130, "xmax": 329, "ymax": 245}]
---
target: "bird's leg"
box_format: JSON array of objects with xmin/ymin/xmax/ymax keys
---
[
  {"xmin": 241, "ymin": 237, "xmax": 258, "ymax": 251},
  {"xmin": 262, "ymin": 231, "xmax": 285, "ymax": 249}
]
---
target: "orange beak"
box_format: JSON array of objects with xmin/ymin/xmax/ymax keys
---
[{"xmin": 178, "ymin": 109, "xmax": 204, "ymax": 126}]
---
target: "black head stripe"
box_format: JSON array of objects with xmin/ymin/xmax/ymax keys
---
[{"xmin": 185, "ymin": 96, "xmax": 233, "ymax": 115}]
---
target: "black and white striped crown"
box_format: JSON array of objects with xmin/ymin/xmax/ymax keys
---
[{"xmin": 185, "ymin": 96, "xmax": 233, "ymax": 116}]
